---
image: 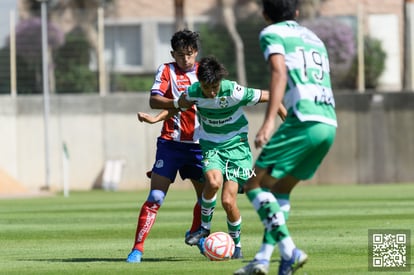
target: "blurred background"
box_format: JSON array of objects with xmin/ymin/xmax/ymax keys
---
[
  {"xmin": 0, "ymin": 0, "xmax": 413, "ymax": 194},
  {"xmin": 0, "ymin": 0, "xmax": 409, "ymax": 94}
]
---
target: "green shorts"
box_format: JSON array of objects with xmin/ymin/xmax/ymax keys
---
[
  {"xmin": 200, "ymin": 133, "xmax": 253, "ymax": 185},
  {"xmin": 256, "ymin": 115, "xmax": 336, "ymax": 180}
]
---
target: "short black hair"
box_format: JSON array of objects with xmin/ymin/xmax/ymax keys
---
[
  {"xmin": 171, "ymin": 29, "xmax": 200, "ymax": 52},
  {"xmin": 262, "ymin": 0, "xmax": 299, "ymax": 23},
  {"xmin": 197, "ymin": 56, "xmax": 228, "ymax": 84}
]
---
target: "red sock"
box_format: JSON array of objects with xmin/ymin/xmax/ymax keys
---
[
  {"xmin": 132, "ymin": 201, "xmax": 160, "ymax": 252},
  {"xmin": 189, "ymin": 201, "xmax": 201, "ymax": 233}
]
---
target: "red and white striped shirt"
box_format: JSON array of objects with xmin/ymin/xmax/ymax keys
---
[{"xmin": 151, "ymin": 62, "xmax": 199, "ymax": 143}]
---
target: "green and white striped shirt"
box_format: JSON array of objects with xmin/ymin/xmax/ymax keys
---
[
  {"xmin": 186, "ymin": 80, "xmax": 261, "ymax": 144},
  {"xmin": 260, "ymin": 20, "xmax": 337, "ymax": 127}
]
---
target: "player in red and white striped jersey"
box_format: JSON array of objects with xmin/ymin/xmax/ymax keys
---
[{"xmin": 127, "ymin": 30, "xmax": 204, "ymax": 263}]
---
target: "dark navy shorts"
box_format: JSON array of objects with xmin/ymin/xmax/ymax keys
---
[{"xmin": 152, "ymin": 137, "xmax": 203, "ymax": 183}]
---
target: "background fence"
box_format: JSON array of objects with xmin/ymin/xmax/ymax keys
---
[
  {"xmin": 1, "ymin": 92, "xmax": 414, "ymax": 192},
  {"xmin": 0, "ymin": 1, "xmax": 413, "ymax": 192}
]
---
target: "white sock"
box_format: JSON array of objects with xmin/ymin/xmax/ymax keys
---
[
  {"xmin": 254, "ymin": 243, "xmax": 275, "ymax": 262},
  {"xmin": 278, "ymin": 236, "xmax": 296, "ymax": 260},
  {"xmin": 277, "ymin": 198, "xmax": 291, "ymax": 215}
]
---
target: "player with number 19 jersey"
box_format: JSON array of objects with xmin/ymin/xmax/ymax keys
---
[{"xmin": 259, "ymin": 20, "xmax": 337, "ymax": 127}]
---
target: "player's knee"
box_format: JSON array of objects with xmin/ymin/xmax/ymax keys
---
[
  {"xmin": 221, "ymin": 196, "xmax": 236, "ymax": 212},
  {"xmin": 208, "ymin": 180, "xmax": 221, "ymax": 193},
  {"xmin": 147, "ymin": 189, "xmax": 165, "ymax": 205}
]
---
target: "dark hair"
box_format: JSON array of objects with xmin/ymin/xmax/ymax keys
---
[
  {"xmin": 197, "ymin": 56, "xmax": 228, "ymax": 84},
  {"xmin": 262, "ymin": 0, "xmax": 299, "ymax": 23},
  {"xmin": 171, "ymin": 29, "xmax": 200, "ymax": 51}
]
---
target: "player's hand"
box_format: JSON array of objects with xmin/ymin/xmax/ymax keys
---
[
  {"xmin": 178, "ymin": 93, "xmax": 196, "ymax": 110},
  {"xmin": 137, "ymin": 112, "xmax": 157, "ymax": 124},
  {"xmin": 254, "ymin": 123, "xmax": 274, "ymax": 149}
]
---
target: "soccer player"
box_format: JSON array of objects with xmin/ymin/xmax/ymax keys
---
[
  {"xmin": 177, "ymin": 56, "xmax": 286, "ymax": 260},
  {"xmin": 126, "ymin": 29, "xmax": 204, "ymax": 263},
  {"xmin": 234, "ymin": 0, "xmax": 337, "ymax": 274}
]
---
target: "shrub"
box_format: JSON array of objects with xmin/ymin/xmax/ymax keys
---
[
  {"xmin": 345, "ymin": 36, "xmax": 386, "ymax": 89},
  {"xmin": 113, "ymin": 74, "xmax": 154, "ymax": 92},
  {"xmin": 54, "ymin": 27, "xmax": 97, "ymax": 93},
  {"xmin": 301, "ymin": 17, "xmax": 356, "ymax": 89},
  {"xmin": 198, "ymin": 17, "xmax": 269, "ymax": 88}
]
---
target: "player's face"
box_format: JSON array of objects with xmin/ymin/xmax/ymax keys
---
[
  {"xmin": 200, "ymin": 81, "xmax": 220, "ymax": 98},
  {"xmin": 171, "ymin": 47, "xmax": 198, "ymax": 71}
]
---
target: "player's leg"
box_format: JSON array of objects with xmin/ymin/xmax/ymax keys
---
[
  {"xmin": 179, "ymin": 144, "xmax": 204, "ymax": 237},
  {"xmin": 236, "ymin": 168, "xmax": 306, "ymax": 274},
  {"xmin": 271, "ymin": 175, "xmax": 300, "ymax": 221},
  {"xmin": 185, "ymin": 169, "xmax": 223, "ymax": 245},
  {"xmin": 127, "ymin": 138, "xmax": 180, "ymax": 263},
  {"xmin": 200, "ymin": 169, "xmax": 223, "ymax": 230},
  {"xmin": 222, "ymin": 180, "xmax": 243, "ymax": 259},
  {"xmin": 188, "ymin": 179, "xmax": 203, "ymax": 234},
  {"xmin": 127, "ymin": 173, "xmax": 171, "ymax": 263},
  {"xmin": 235, "ymin": 121, "xmax": 335, "ymax": 273}
]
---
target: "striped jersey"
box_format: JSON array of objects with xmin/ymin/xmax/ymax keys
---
[
  {"xmin": 186, "ymin": 80, "xmax": 261, "ymax": 144},
  {"xmin": 151, "ymin": 62, "xmax": 199, "ymax": 143},
  {"xmin": 259, "ymin": 20, "xmax": 337, "ymax": 127}
]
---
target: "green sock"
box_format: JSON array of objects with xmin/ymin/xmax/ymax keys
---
[
  {"xmin": 201, "ymin": 194, "xmax": 216, "ymax": 229},
  {"xmin": 246, "ymin": 188, "xmax": 290, "ymax": 244},
  {"xmin": 227, "ymin": 217, "xmax": 242, "ymax": 246}
]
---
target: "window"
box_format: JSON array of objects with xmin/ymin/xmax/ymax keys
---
[
  {"xmin": 155, "ymin": 23, "xmax": 174, "ymax": 67},
  {"xmin": 104, "ymin": 24, "xmax": 142, "ymax": 72}
]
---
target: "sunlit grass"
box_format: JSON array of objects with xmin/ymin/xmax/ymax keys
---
[{"xmin": 0, "ymin": 183, "xmax": 413, "ymax": 274}]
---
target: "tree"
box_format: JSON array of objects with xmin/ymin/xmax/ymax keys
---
[
  {"xmin": 302, "ymin": 17, "xmax": 356, "ymax": 89},
  {"xmin": 54, "ymin": 27, "xmax": 97, "ymax": 93},
  {"xmin": 298, "ymin": 0, "xmax": 328, "ymax": 20},
  {"xmin": 2, "ymin": 17, "xmax": 64, "ymax": 94},
  {"xmin": 174, "ymin": 0, "xmax": 185, "ymax": 31},
  {"xmin": 23, "ymin": 0, "xmax": 114, "ymax": 55},
  {"xmin": 220, "ymin": 0, "xmax": 246, "ymax": 85},
  {"xmin": 345, "ymin": 36, "xmax": 386, "ymax": 89}
]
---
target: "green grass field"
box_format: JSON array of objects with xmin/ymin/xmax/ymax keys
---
[{"xmin": 0, "ymin": 183, "xmax": 413, "ymax": 275}]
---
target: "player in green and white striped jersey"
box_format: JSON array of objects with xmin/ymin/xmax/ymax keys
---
[
  {"xmin": 235, "ymin": 0, "xmax": 337, "ymax": 274},
  {"xmin": 179, "ymin": 55, "xmax": 286, "ymax": 260}
]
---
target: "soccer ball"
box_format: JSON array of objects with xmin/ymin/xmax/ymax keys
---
[{"xmin": 203, "ymin": 231, "xmax": 235, "ymax": 261}]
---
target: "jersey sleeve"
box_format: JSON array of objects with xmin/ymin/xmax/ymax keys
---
[
  {"xmin": 259, "ymin": 27, "xmax": 285, "ymax": 61},
  {"xmin": 150, "ymin": 64, "xmax": 170, "ymax": 97},
  {"xmin": 244, "ymin": 88, "xmax": 262, "ymax": 106}
]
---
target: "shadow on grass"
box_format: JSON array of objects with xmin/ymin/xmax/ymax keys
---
[{"xmin": 26, "ymin": 257, "xmax": 190, "ymax": 263}]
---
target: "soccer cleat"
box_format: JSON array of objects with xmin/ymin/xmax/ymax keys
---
[
  {"xmin": 126, "ymin": 249, "xmax": 142, "ymax": 263},
  {"xmin": 197, "ymin": 237, "xmax": 206, "ymax": 256},
  {"xmin": 185, "ymin": 227, "xmax": 210, "ymax": 246},
  {"xmin": 233, "ymin": 259, "xmax": 269, "ymax": 275},
  {"xmin": 232, "ymin": 246, "xmax": 243, "ymax": 259},
  {"xmin": 278, "ymin": 248, "xmax": 308, "ymax": 275}
]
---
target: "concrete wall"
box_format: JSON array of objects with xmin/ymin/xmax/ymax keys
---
[{"xmin": 1, "ymin": 92, "xmax": 413, "ymax": 192}]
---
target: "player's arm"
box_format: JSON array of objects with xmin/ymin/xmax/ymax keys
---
[
  {"xmin": 137, "ymin": 109, "xmax": 178, "ymax": 124},
  {"xmin": 277, "ymin": 103, "xmax": 287, "ymax": 121},
  {"xmin": 258, "ymin": 90, "xmax": 287, "ymax": 121},
  {"xmin": 255, "ymin": 53, "xmax": 287, "ymax": 148},
  {"xmin": 149, "ymin": 94, "xmax": 176, "ymax": 109},
  {"xmin": 258, "ymin": 89, "xmax": 269, "ymax": 102}
]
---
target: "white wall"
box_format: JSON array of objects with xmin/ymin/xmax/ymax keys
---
[
  {"xmin": 1, "ymin": 92, "xmax": 414, "ymax": 192},
  {"xmin": 368, "ymin": 14, "xmax": 401, "ymax": 91}
]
